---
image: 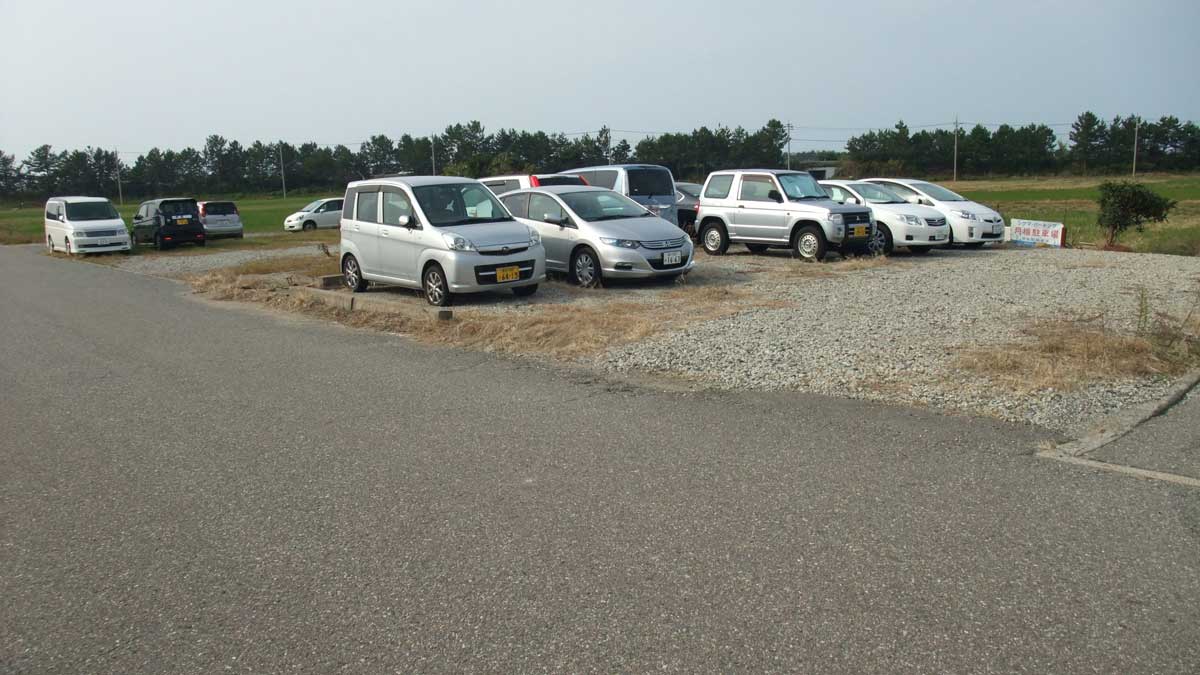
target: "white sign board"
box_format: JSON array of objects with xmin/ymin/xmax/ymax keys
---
[{"xmin": 1010, "ymin": 218, "xmax": 1065, "ymax": 247}]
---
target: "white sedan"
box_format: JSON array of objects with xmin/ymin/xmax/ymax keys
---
[
  {"xmin": 863, "ymin": 178, "xmax": 1005, "ymax": 247},
  {"xmin": 820, "ymin": 180, "xmax": 949, "ymax": 254}
]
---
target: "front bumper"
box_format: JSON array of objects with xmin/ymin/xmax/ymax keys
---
[
  {"xmin": 599, "ymin": 244, "xmax": 696, "ymax": 278},
  {"xmin": 892, "ymin": 223, "xmax": 951, "ymax": 246},
  {"xmin": 74, "ymin": 235, "xmax": 132, "ymax": 253},
  {"xmin": 949, "ymin": 216, "xmax": 1005, "ymax": 243},
  {"xmin": 443, "ymin": 249, "xmax": 547, "ymax": 292},
  {"xmin": 284, "ymin": 220, "xmax": 304, "ymax": 231}
]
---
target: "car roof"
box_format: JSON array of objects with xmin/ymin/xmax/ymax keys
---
[
  {"xmin": 863, "ymin": 177, "xmax": 922, "ymax": 184},
  {"xmin": 196, "ymin": 199, "xmax": 236, "ymax": 204},
  {"xmin": 347, "ymin": 176, "xmax": 477, "ymax": 189},
  {"xmin": 48, "ymin": 196, "xmax": 111, "ymax": 203},
  {"xmin": 145, "ymin": 197, "xmax": 196, "ymax": 204},
  {"xmin": 564, "ymin": 164, "xmax": 669, "ymax": 172},
  {"xmin": 513, "ymin": 185, "xmax": 609, "ymax": 195},
  {"xmin": 709, "ymin": 169, "xmax": 811, "ymax": 176}
]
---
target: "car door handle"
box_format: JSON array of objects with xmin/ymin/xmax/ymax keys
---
[{"xmin": 737, "ymin": 205, "xmax": 745, "ymax": 208}]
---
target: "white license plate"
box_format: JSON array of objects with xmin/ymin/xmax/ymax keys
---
[
  {"xmin": 992, "ymin": 224, "xmax": 1003, "ymax": 233},
  {"xmin": 663, "ymin": 251, "xmax": 682, "ymax": 265}
]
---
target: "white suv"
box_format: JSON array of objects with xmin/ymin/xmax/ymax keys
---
[
  {"xmin": 694, "ymin": 170, "xmax": 874, "ymax": 261},
  {"xmin": 863, "ymin": 178, "xmax": 1004, "ymax": 247},
  {"xmin": 339, "ymin": 177, "xmax": 546, "ymax": 306},
  {"xmin": 820, "ymin": 180, "xmax": 949, "ymax": 255}
]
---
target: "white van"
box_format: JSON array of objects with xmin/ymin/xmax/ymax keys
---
[
  {"xmin": 560, "ymin": 164, "xmax": 680, "ymax": 226},
  {"xmin": 339, "ymin": 176, "xmax": 545, "ymax": 306},
  {"xmin": 44, "ymin": 196, "xmax": 132, "ymax": 254}
]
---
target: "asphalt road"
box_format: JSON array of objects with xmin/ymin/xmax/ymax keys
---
[
  {"xmin": 1093, "ymin": 393, "xmax": 1200, "ymax": 480},
  {"xmin": 2, "ymin": 245, "xmax": 1198, "ymax": 673}
]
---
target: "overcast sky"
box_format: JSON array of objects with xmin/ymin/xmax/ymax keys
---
[{"xmin": 2, "ymin": 0, "xmax": 1198, "ymax": 159}]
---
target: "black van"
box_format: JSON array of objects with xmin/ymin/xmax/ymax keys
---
[{"xmin": 131, "ymin": 198, "xmax": 206, "ymax": 250}]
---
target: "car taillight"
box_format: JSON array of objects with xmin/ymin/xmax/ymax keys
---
[
  {"xmin": 693, "ymin": 203, "xmax": 699, "ymax": 212},
  {"xmin": 529, "ymin": 175, "xmax": 541, "ymax": 187},
  {"xmin": 198, "ymin": 204, "xmax": 206, "ymax": 216},
  {"xmin": 578, "ymin": 175, "xmax": 589, "ymax": 185}
]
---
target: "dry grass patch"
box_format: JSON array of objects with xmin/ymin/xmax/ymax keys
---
[{"xmin": 225, "ymin": 252, "xmax": 339, "ymax": 279}]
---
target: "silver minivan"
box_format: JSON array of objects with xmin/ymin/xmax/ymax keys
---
[
  {"xmin": 559, "ymin": 164, "xmax": 680, "ymax": 226},
  {"xmin": 500, "ymin": 186, "xmax": 694, "ymax": 287},
  {"xmin": 339, "ymin": 176, "xmax": 546, "ymax": 306},
  {"xmin": 197, "ymin": 200, "xmax": 244, "ymax": 239}
]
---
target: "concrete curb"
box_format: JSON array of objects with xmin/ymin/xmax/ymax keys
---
[
  {"xmin": 315, "ymin": 274, "xmax": 343, "ymax": 289},
  {"xmin": 293, "ymin": 286, "xmax": 353, "ymax": 311},
  {"xmin": 290, "ymin": 286, "xmax": 452, "ymax": 321}
]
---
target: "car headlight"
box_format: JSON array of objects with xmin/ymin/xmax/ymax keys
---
[
  {"xmin": 827, "ymin": 213, "xmax": 843, "ymax": 226},
  {"xmin": 599, "ymin": 237, "xmax": 640, "ymax": 249},
  {"xmin": 899, "ymin": 214, "xmax": 923, "ymax": 227},
  {"xmin": 526, "ymin": 226, "xmax": 541, "ymax": 245},
  {"xmin": 953, "ymin": 210, "xmax": 978, "ymax": 221},
  {"xmin": 442, "ymin": 233, "xmax": 475, "ymax": 251}
]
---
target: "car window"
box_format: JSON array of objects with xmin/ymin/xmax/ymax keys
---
[
  {"xmin": 824, "ymin": 185, "xmax": 847, "ymax": 202},
  {"xmin": 45, "ymin": 202, "xmax": 59, "ymax": 219},
  {"xmin": 739, "ymin": 175, "xmax": 777, "ymax": 202},
  {"xmin": 535, "ymin": 175, "xmax": 586, "ymax": 187},
  {"xmin": 501, "ymin": 193, "xmax": 529, "ymax": 219},
  {"xmin": 342, "ymin": 192, "xmax": 356, "ymax": 218},
  {"xmin": 66, "ymin": 201, "xmax": 119, "ymax": 221},
  {"xmin": 528, "ymin": 193, "xmax": 565, "ymax": 224},
  {"xmin": 627, "ymin": 168, "xmax": 673, "ymax": 197},
  {"xmin": 462, "ymin": 185, "xmax": 497, "ymax": 218},
  {"xmin": 160, "ymin": 200, "xmax": 199, "ymax": 217},
  {"xmin": 356, "ymin": 190, "xmax": 379, "ymax": 223},
  {"xmin": 411, "ymin": 183, "xmax": 513, "ymax": 227},
  {"xmin": 484, "ymin": 179, "xmax": 520, "ymax": 195},
  {"xmin": 876, "ymin": 181, "xmax": 917, "ymax": 198},
  {"xmin": 590, "ymin": 170, "xmax": 618, "ymax": 189},
  {"xmin": 560, "ymin": 190, "xmax": 648, "ymax": 221},
  {"xmin": 204, "ymin": 202, "xmax": 236, "ymax": 215},
  {"xmin": 382, "ymin": 189, "xmax": 415, "ymax": 226},
  {"xmin": 704, "ymin": 175, "xmax": 734, "ymax": 199}
]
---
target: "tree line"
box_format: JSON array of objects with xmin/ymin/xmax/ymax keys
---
[
  {"xmin": 845, "ymin": 112, "xmax": 1200, "ymax": 177},
  {"xmin": 3, "ymin": 112, "xmax": 1199, "ymax": 202}
]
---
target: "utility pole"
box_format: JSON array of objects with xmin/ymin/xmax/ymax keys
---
[
  {"xmin": 278, "ymin": 143, "xmax": 287, "ymax": 197},
  {"xmin": 952, "ymin": 116, "xmax": 959, "ymax": 182},
  {"xmin": 431, "ymin": 134, "xmax": 437, "ymax": 175},
  {"xmin": 1132, "ymin": 117, "xmax": 1139, "ymax": 178},
  {"xmin": 114, "ymin": 149, "xmax": 123, "ymax": 205},
  {"xmin": 785, "ymin": 122, "xmax": 793, "ymax": 170}
]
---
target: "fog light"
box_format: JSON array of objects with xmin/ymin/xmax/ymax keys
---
[
  {"xmin": 904, "ymin": 235, "xmax": 913, "ymax": 241},
  {"xmin": 615, "ymin": 263, "xmax": 633, "ymax": 270}
]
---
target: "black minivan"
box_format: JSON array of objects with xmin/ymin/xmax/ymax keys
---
[{"xmin": 131, "ymin": 198, "xmax": 206, "ymax": 250}]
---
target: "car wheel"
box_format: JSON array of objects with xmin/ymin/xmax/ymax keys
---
[
  {"xmin": 196, "ymin": 239, "xmax": 206, "ymax": 247},
  {"xmin": 746, "ymin": 243, "xmax": 769, "ymax": 254},
  {"xmin": 303, "ymin": 221, "xmax": 316, "ymax": 231},
  {"xmin": 423, "ymin": 263, "xmax": 452, "ymax": 306},
  {"xmin": 700, "ymin": 221, "xmax": 729, "ymax": 255},
  {"xmin": 869, "ymin": 224, "xmax": 894, "ymax": 255},
  {"xmin": 908, "ymin": 246, "xmax": 931, "ymax": 255},
  {"xmin": 342, "ymin": 254, "xmax": 368, "ymax": 292},
  {"xmin": 512, "ymin": 284, "xmax": 538, "ymax": 297},
  {"xmin": 793, "ymin": 225, "xmax": 827, "ymax": 262},
  {"xmin": 944, "ymin": 226, "xmax": 955, "ymax": 248},
  {"xmin": 155, "ymin": 233, "xmax": 166, "ymax": 251},
  {"xmin": 964, "ymin": 242, "xmax": 985, "ymax": 249},
  {"xmin": 571, "ymin": 247, "xmax": 603, "ymax": 288},
  {"xmin": 46, "ymin": 235, "xmax": 54, "ymax": 252},
  {"xmin": 64, "ymin": 237, "xmax": 72, "ymax": 255}
]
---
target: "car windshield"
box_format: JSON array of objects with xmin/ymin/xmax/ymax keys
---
[
  {"xmin": 677, "ymin": 184, "xmax": 701, "ymax": 198},
  {"xmin": 64, "ymin": 201, "xmax": 119, "ymax": 221},
  {"xmin": 159, "ymin": 200, "xmax": 199, "ymax": 216},
  {"xmin": 849, "ymin": 182, "xmax": 905, "ymax": 204},
  {"xmin": 300, "ymin": 199, "xmax": 324, "ymax": 212},
  {"xmin": 412, "ymin": 183, "xmax": 514, "ymax": 226},
  {"xmin": 560, "ymin": 190, "xmax": 651, "ymax": 221},
  {"xmin": 627, "ymin": 168, "xmax": 674, "ymax": 197},
  {"xmin": 777, "ymin": 173, "xmax": 828, "ymax": 200},
  {"xmin": 913, "ymin": 182, "xmax": 967, "ymax": 202}
]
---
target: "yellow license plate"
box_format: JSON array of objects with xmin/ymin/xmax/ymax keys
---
[
  {"xmin": 177, "ymin": 218, "xmax": 190, "ymax": 225},
  {"xmin": 496, "ymin": 266, "xmax": 520, "ymax": 282},
  {"xmin": 853, "ymin": 226, "xmax": 867, "ymax": 238}
]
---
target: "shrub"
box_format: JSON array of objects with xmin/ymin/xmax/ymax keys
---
[{"xmin": 1097, "ymin": 181, "xmax": 1176, "ymax": 247}]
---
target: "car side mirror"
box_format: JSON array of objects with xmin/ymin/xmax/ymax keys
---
[
  {"xmin": 58, "ymin": 214, "xmax": 66, "ymax": 222},
  {"xmin": 544, "ymin": 214, "xmax": 565, "ymax": 226},
  {"xmin": 768, "ymin": 189, "xmax": 783, "ymax": 203},
  {"xmin": 397, "ymin": 215, "xmax": 411, "ymax": 227},
  {"xmin": 845, "ymin": 196, "xmax": 860, "ymax": 205},
  {"xmin": 904, "ymin": 195, "xmax": 922, "ymax": 205}
]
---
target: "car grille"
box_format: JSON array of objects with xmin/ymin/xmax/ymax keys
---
[
  {"xmin": 925, "ymin": 217, "xmax": 947, "ymax": 227},
  {"xmin": 981, "ymin": 232, "xmax": 1002, "ymax": 239},
  {"xmin": 79, "ymin": 241, "xmax": 123, "ymax": 248},
  {"xmin": 477, "ymin": 245, "xmax": 529, "ymax": 256},
  {"xmin": 843, "ymin": 211, "xmax": 871, "ymax": 225},
  {"xmin": 78, "ymin": 230, "xmax": 120, "ymax": 238},
  {"xmin": 474, "ymin": 259, "xmax": 536, "ymax": 285},
  {"xmin": 648, "ymin": 253, "xmax": 690, "ymax": 270},
  {"xmin": 641, "ymin": 236, "xmax": 687, "ymax": 250},
  {"xmin": 983, "ymin": 216, "xmax": 1003, "ymax": 224}
]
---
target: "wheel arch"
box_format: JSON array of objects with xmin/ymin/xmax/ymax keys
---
[{"xmin": 789, "ymin": 218, "xmax": 826, "ymax": 244}]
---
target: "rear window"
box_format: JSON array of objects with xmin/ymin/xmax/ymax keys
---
[
  {"xmin": 483, "ymin": 179, "xmax": 521, "ymax": 195},
  {"xmin": 703, "ymin": 175, "xmax": 734, "ymax": 199},
  {"xmin": 590, "ymin": 170, "xmax": 618, "ymax": 189},
  {"xmin": 535, "ymin": 175, "xmax": 586, "ymax": 187},
  {"xmin": 159, "ymin": 200, "xmax": 199, "ymax": 217},
  {"xmin": 204, "ymin": 202, "xmax": 237, "ymax": 215},
  {"xmin": 627, "ymin": 168, "xmax": 673, "ymax": 197},
  {"xmin": 677, "ymin": 184, "xmax": 701, "ymax": 198}
]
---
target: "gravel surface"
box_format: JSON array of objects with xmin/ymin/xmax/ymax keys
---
[
  {"xmin": 597, "ymin": 246, "xmax": 1200, "ymax": 435},
  {"xmin": 112, "ymin": 244, "xmax": 335, "ymax": 277}
]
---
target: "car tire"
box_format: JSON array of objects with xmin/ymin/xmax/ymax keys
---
[
  {"xmin": 869, "ymin": 224, "xmax": 894, "ymax": 255},
  {"xmin": 64, "ymin": 237, "xmax": 72, "ymax": 255},
  {"xmin": 908, "ymin": 246, "xmax": 931, "ymax": 255},
  {"xmin": 700, "ymin": 221, "xmax": 729, "ymax": 255},
  {"xmin": 571, "ymin": 246, "xmax": 603, "ymax": 288},
  {"xmin": 964, "ymin": 242, "xmax": 985, "ymax": 249},
  {"xmin": 944, "ymin": 226, "xmax": 955, "ymax": 249},
  {"xmin": 746, "ymin": 243, "xmax": 769, "ymax": 254},
  {"xmin": 237, "ymin": 233, "xmax": 244, "ymax": 239},
  {"xmin": 303, "ymin": 221, "xmax": 316, "ymax": 232},
  {"xmin": 792, "ymin": 225, "xmax": 827, "ymax": 262},
  {"xmin": 155, "ymin": 233, "xmax": 166, "ymax": 251},
  {"xmin": 46, "ymin": 235, "xmax": 54, "ymax": 252},
  {"xmin": 130, "ymin": 233, "xmax": 138, "ymax": 248},
  {"xmin": 196, "ymin": 239, "xmax": 206, "ymax": 247},
  {"xmin": 423, "ymin": 263, "xmax": 452, "ymax": 306},
  {"xmin": 512, "ymin": 284, "xmax": 538, "ymax": 297},
  {"xmin": 342, "ymin": 254, "xmax": 368, "ymax": 292}
]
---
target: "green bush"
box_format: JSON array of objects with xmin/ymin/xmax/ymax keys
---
[{"xmin": 1097, "ymin": 181, "xmax": 1176, "ymax": 246}]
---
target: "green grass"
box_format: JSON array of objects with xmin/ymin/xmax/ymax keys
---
[
  {"xmin": 0, "ymin": 194, "xmax": 332, "ymax": 245},
  {"xmin": 960, "ymin": 177, "xmax": 1200, "ymax": 204}
]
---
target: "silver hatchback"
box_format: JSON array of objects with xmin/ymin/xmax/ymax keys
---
[{"xmin": 500, "ymin": 186, "xmax": 695, "ymax": 287}]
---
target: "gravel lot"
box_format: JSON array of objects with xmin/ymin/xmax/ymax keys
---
[
  {"xmin": 595, "ymin": 246, "xmax": 1200, "ymax": 435},
  {"xmin": 111, "ymin": 244, "xmax": 333, "ymax": 277}
]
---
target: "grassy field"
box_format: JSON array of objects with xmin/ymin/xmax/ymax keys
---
[
  {"xmin": 0, "ymin": 194, "xmax": 330, "ymax": 246},
  {"xmin": 5, "ymin": 175, "xmax": 1200, "ymax": 254}
]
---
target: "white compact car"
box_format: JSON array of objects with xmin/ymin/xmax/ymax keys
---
[
  {"xmin": 284, "ymin": 197, "xmax": 344, "ymax": 231},
  {"xmin": 43, "ymin": 196, "xmax": 131, "ymax": 254},
  {"xmin": 820, "ymin": 180, "xmax": 949, "ymax": 255},
  {"xmin": 339, "ymin": 176, "xmax": 545, "ymax": 306},
  {"xmin": 863, "ymin": 178, "xmax": 1004, "ymax": 247}
]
